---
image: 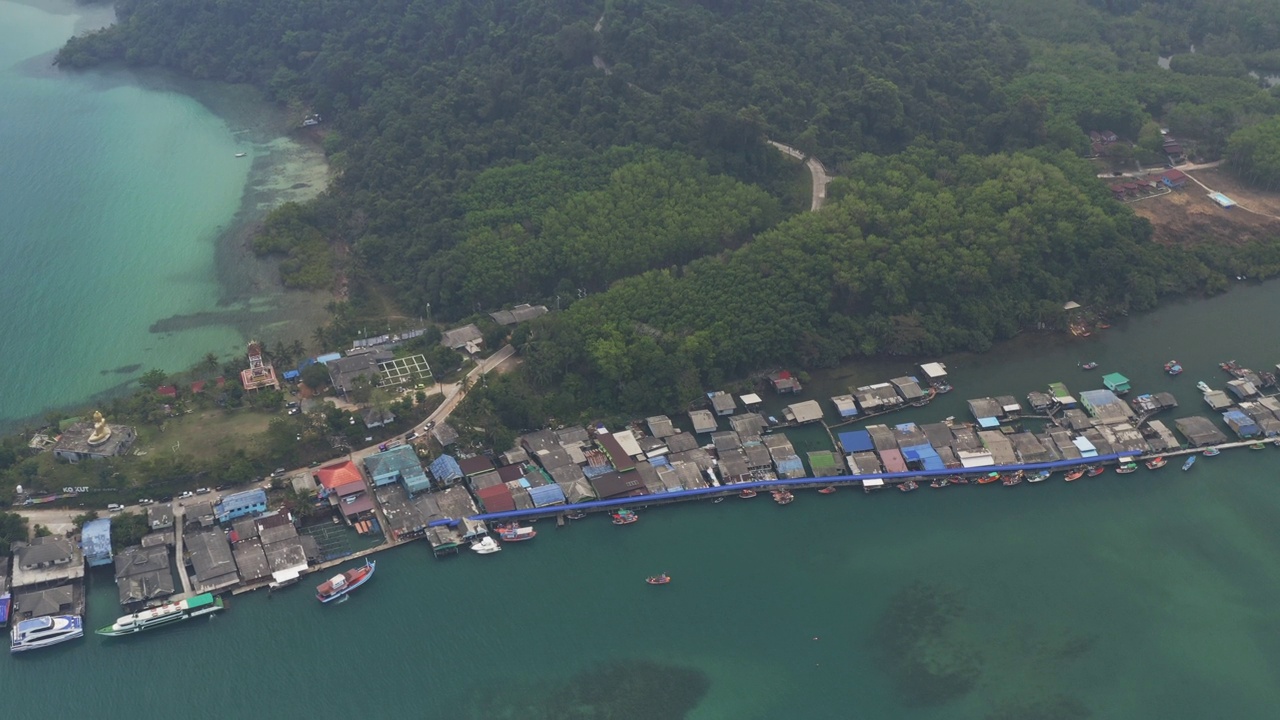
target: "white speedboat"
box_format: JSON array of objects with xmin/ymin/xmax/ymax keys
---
[
  {"xmin": 470, "ymin": 536, "xmax": 502, "ymax": 555},
  {"xmin": 10, "ymin": 615, "xmax": 83, "ymax": 653},
  {"xmin": 234, "ymin": 152, "xmax": 247, "ymax": 158},
  {"xmin": 1196, "ymin": 381, "xmax": 1211, "ymax": 394}
]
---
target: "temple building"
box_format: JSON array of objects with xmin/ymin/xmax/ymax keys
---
[
  {"xmin": 53, "ymin": 410, "xmax": 136, "ymax": 463},
  {"xmin": 240, "ymin": 341, "xmax": 281, "ymax": 392}
]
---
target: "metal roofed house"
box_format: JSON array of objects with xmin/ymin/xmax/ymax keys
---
[
  {"xmin": 1102, "ymin": 373, "xmax": 1131, "ymax": 394},
  {"xmin": 967, "ymin": 397, "xmax": 1004, "ymax": 428},
  {"xmin": 665, "ymin": 432, "xmax": 698, "ymax": 453},
  {"xmin": 1223, "ymin": 410, "xmax": 1260, "ymax": 438},
  {"xmin": 854, "ymin": 383, "xmax": 903, "ymax": 413},
  {"xmin": 646, "ymin": 415, "xmax": 676, "ymax": 438},
  {"xmin": 1080, "ymin": 389, "xmax": 1136, "ymax": 425},
  {"xmin": 1047, "ymin": 382, "xmax": 1077, "ymax": 408},
  {"xmin": 475, "ymin": 483, "xmax": 517, "ymax": 513},
  {"xmin": 488, "ymin": 303, "xmax": 549, "ymax": 325},
  {"xmin": 315, "ymin": 460, "xmax": 364, "ymax": 493},
  {"xmin": 112, "ymin": 544, "xmax": 174, "ymax": 606},
  {"xmin": 831, "ymin": 395, "xmax": 858, "ymax": 418},
  {"xmin": 673, "ymin": 460, "xmax": 708, "ymax": 489},
  {"xmin": 362, "ymin": 407, "xmax": 396, "ymax": 429},
  {"xmin": 689, "ymin": 409, "xmax": 718, "ymax": 434},
  {"xmin": 890, "ymin": 377, "xmax": 926, "ymax": 401},
  {"xmin": 994, "ymin": 396, "xmax": 1022, "ymax": 416},
  {"xmin": 1226, "ymin": 378, "xmax": 1259, "ymax": 400},
  {"xmin": 740, "ymin": 393, "xmax": 763, "ymax": 408},
  {"xmin": 429, "ymin": 454, "xmax": 465, "ymax": 487},
  {"xmin": 1203, "ymin": 390, "xmax": 1234, "ymax": 411},
  {"xmin": 783, "ymin": 400, "xmax": 823, "ymax": 425},
  {"xmin": 432, "ymin": 422, "xmax": 460, "ymax": 447},
  {"xmin": 325, "ymin": 350, "xmax": 393, "ymax": 397},
  {"xmin": 215, "ymin": 488, "xmax": 268, "ymax": 524},
  {"xmin": 440, "ymin": 324, "xmax": 484, "ymax": 351},
  {"xmin": 528, "ymin": 484, "xmax": 566, "ymax": 508},
  {"xmin": 548, "ymin": 464, "xmax": 596, "ymax": 503},
  {"xmin": 807, "ymin": 451, "xmax": 843, "ymax": 477},
  {"xmin": 837, "ymin": 430, "xmax": 875, "ymax": 454},
  {"xmin": 588, "ymin": 471, "xmax": 647, "ymax": 500},
  {"xmin": 183, "ymin": 500, "xmax": 216, "ymax": 529},
  {"xmin": 708, "ymin": 391, "xmax": 737, "ymax": 416},
  {"xmin": 718, "ymin": 450, "xmax": 750, "ymax": 482},
  {"xmin": 457, "ymin": 455, "xmax": 495, "ymax": 477},
  {"xmin": 768, "ymin": 370, "xmax": 802, "ymax": 394},
  {"xmin": 866, "ymin": 424, "xmax": 898, "ymax": 452},
  {"xmin": 232, "ymin": 539, "xmax": 271, "ymax": 583},
  {"xmin": 712, "ymin": 431, "xmax": 742, "ymax": 454},
  {"xmin": 596, "ymin": 433, "xmax": 637, "ymax": 472},
  {"xmin": 10, "ymin": 537, "xmax": 85, "ymax": 592},
  {"xmin": 365, "ymin": 445, "xmax": 431, "ymax": 494},
  {"xmin": 13, "ymin": 584, "xmax": 79, "ymax": 621},
  {"xmin": 978, "ymin": 431, "xmax": 1017, "ymax": 465},
  {"xmin": 611, "ymin": 430, "xmax": 644, "ymax": 459},
  {"xmin": 185, "ymin": 530, "xmax": 240, "ymax": 594},
  {"xmin": 82, "ymin": 518, "xmax": 113, "ymax": 568},
  {"xmin": 919, "ymin": 362, "xmax": 948, "ymax": 385},
  {"xmin": 1027, "ymin": 391, "xmax": 1053, "ymax": 412},
  {"xmin": 554, "ymin": 426, "xmax": 591, "ymax": 447},
  {"xmin": 1143, "ymin": 420, "xmax": 1181, "ymax": 452},
  {"xmin": 1174, "ymin": 416, "xmax": 1229, "ymax": 446},
  {"xmin": 742, "ymin": 442, "xmax": 772, "ymax": 469}
]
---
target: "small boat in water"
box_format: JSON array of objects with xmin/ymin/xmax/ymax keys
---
[
  {"xmin": 610, "ymin": 510, "xmax": 638, "ymax": 525},
  {"xmin": 772, "ymin": 489, "xmax": 795, "ymax": 505},
  {"xmin": 1116, "ymin": 462, "xmax": 1139, "ymax": 474},
  {"xmin": 1145, "ymin": 456, "xmax": 1167, "ymax": 470},
  {"xmin": 978, "ymin": 472, "xmax": 1000, "ymax": 485},
  {"xmin": 1001, "ymin": 472, "xmax": 1023, "ymax": 486},
  {"xmin": 1202, "ymin": 447, "xmax": 1221, "ymax": 457},
  {"xmin": 1164, "ymin": 360, "xmax": 1183, "ymax": 376},
  {"xmin": 316, "ymin": 560, "xmax": 375, "ymax": 603},
  {"xmin": 930, "ymin": 477, "xmax": 949, "ymax": 488},
  {"xmin": 818, "ymin": 486, "xmax": 837, "ymax": 495},
  {"xmin": 1196, "ymin": 381, "xmax": 1212, "ymax": 394},
  {"xmin": 739, "ymin": 488, "xmax": 757, "ymax": 499},
  {"xmin": 898, "ymin": 480, "xmax": 919, "ymax": 492},
  {"xmin": 948, "ymin": 475, "xmax": 969, "ymax": 485},
  {"xmin": 1027, "ymin": 470, "xmax": 1051, "ymax": 483},
  {"xmin": 1086, "ymin": 466, "xmax": 1106, "ymax": 477},
  {"xmin": 565, "ymin": 510, "xmax": 586, "ymax": 520},
  {"xmin": 1080, "ymin": 362, "xmax": 1099, "ymax": 371},
  {"xmin": 470, "ymin": 536, "xmax": 502, "ymax": 554},
  {"xmin": 1065, "ymin": 468, "xmax": 1086, "ymax": 482},
  {"xmin": 234, "ymin": 152, "xmax": 247, "ymax": 158},
  {"xmin": 1182, "ymin": 455, "xmax": 1197, "ymax": 471},
  {"xmin": 712, "ymin": 497, "xmax": 725, "ymax": 504},
  {"xmin": 1249, "ymin": 442, "xmax": 1267, "ymax": 450},
  {"xmin": 10, "ymin": 615, "xmax": 82, "ymax": 653},
  {"xmin": 500, "ymin": 523, "xmax": 538, "ymax": 540},
  {"xmin": 646, "ymin": 574, "xmax": 671, "ymax": 585}
]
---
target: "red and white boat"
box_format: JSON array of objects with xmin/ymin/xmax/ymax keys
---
[
  {"xmin": 611, "ymin": 510, "xmax": 638, "ymax": 525},
  {"xmin": 818, "ymin": 486, "xmax": 837, "ymax": 495},
  {"xmin": 646, "ymin": 574, "xmax": 671, "ymax": 585},
  {"xmin": 739, "ymin": 488, "xmax": 757, "ymax": 499},
  {"xmin": 1064, "ymin": 468, "xmax": 1086, "ymax": 482},
  {"xmin": 498, "ymin": 524, "xmax": 537, "ymax": 541},
  {"xmin": 316, "ymin": 559, "xmax": 375, "ymax": 603}
]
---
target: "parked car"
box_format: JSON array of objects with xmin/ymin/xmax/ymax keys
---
[
  {"xmin": 195, "ymin": 487, "xmax": 211, "ymax": 495},
  {"xmin": 107, "ymin": 504, "xmax": 124, "ymax": 512},
  {"xmin": 405, "ymin": 431, "xmax": 418, "ymax": 441},
  {"xmin": 272, "ymin": 467, "xmax": 286, "ymax": 477},
  {"xmin": 179, "ymin": 491, "xmax": 194, "ymax": 499},
  {"xmin": 137, "ymin": 498, "xmax": 154, "ymax": 506}
]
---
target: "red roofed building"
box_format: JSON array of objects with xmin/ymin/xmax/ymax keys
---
[
  {"xmin": 476, "ymin": 484, "xmax": 516, "ymax": 513},
  {"xmin": 157, "ymin": 385, "xmax": 178, "ymax": 398},
  {"xmin": 1161, "ymin": 169, "xmax": 1188, "ymax": 188},
  {"xmin": 315, "ymin": 461, "xmax": 364, "ymax": 492},
  {"xmin": 190, "ymin": 380, "xmax": 206, "ymax": 394}
]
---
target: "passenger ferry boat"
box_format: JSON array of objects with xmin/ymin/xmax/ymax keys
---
[
  {"xmin": 316, "ymin": 559, "xmax": 376, "ymax": 603},
  {"xmin": 10, "ymin": 615, "xmax": 82, "ymax": 653},
  {"xmin": 97, "ymin": 593, "xmax": 224, "ymax": 637}
]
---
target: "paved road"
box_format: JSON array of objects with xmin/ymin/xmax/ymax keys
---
[
  {"xmin": 1096, "ymin": 159, "xmax": 1223, "ymax": 179},
  {"xmin": 768, "ymin": 140, "xmax": 831, "ymax": 211}
]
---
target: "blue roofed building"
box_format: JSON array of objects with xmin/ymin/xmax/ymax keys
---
[
  {"xmin": 838, "ymin": 430, "xmax": 875, "ymax": 454},
  {"xmin": 1223, "ymin": 409, "xmax": 1260, "ymax": 438},
  {"xmin": 82, "ymin": 517, "xmax": 113, "ymax": 567},
  {"xmin": 364, "ymin": 445, "xmax": 429, "ymax": 494},
  {"xmin": 215, "ymin": 488, "xmax": 268, "ymax": 524},
  {"xmin": 527, "ymin": 484, "xmax": 566, "ymax": 508},
  {"xmin": 429, "ymin": 454, "xmax": 464, "ymax": 489}
]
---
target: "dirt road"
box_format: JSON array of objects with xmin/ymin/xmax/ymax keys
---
[{"xmin": 768, "ymin": 140, "xmax": 831, "ymax": 211}]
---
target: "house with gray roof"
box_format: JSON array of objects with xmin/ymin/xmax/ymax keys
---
[
  {"xmin": 10, "ymin": 536, "xmax": 83, "ymax": 591},
  {"xmin": 185, "ymin": 530, "xmax": 240, "ymax": 594},
  {"xmin": 489, "ymin": 304, "xmax": 548, "ymax": 325}
]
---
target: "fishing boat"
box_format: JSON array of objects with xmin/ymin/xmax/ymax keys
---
[
  {"xmin": 1144, "ymin": 456, "xmax": 1167, "ymax": 470},
  {"xmin": 234, "ymin": 152, "xmax": 248, "ymax": 158},
  {"xmin": 1087, "ymin": 466, "xmax": 1106, "ymax": 477},
  {"xmin": 646, "ymin": 574, "xmax": 671, "ymax": 585},
  {"xmin": 934, "ymin": 383, "xmax": 954, "ymax": 394},
  {"xmin": 1065, "ymin": 468, "xmax": 1086, "ymax": 482},
  {"xmin": 948, "ymin": 475, "xmax": 969, "ymax": 485},
  {"xmin": 1001, "ymin": 472, "xmax": 1023, "ymax": 487},
  {"xmin": 610, "ymin": 511, "xmax": 638, "ymax": 525},
  {"xmin": 1164, "ymin": 360, "xmax": 1183, "ymax": 376},
  {"xmin": 1182, "ymin": 455, "xmax": 1197, "ymax": 471},
  {"xmin": 977, "ymin": 472, "xmax": 1000, "ymax": 485},
  {"xmin": 1202, "ymin": 447, "xmax": 1221, "ymax": 457},
  {"xmin": 1080, "ymin": 362, "xmax": 1099, "ymax": 371},
  {"xmin": 10, "ymin": 615, "xmax": 82, "ymax": 653},
  {"xmin": 898, "ymin": 480, "xmax": 919, "ymax": 492},
  {"xmin": 316, "ymin": 559, "xmax": 375, "ymax": 603},
  {"xmin": 499, "ymin": 523, "xmax": 538, "ymax": 540},
  {"xmin": 97, "ymin": 593, "xmax": 224, "ymax": 637},
  {"xmin": 1116, "ymin": 462, "xmax": 1139, "ymax": 474},
  {"xmin": 1220, "ymin": 360, "xmax": 1239, "ymax": 374},
  {"xmin": 1196, "ymin": 381, "xmax": 1212, "ymax": 394},
  {"xmin": 1028, "ymin": 470, "xmax": 1051, "ymax": 483},
  {"xmin": 739, "ymin": 488, "xmax": 757, "ymax": 499},
  {"xmin": 1249, "ymin": 442, "xmax": 1267, "ymax": 450},
  {"xmin": 930, "ymin": 477, "xmax": 949, "ymax": 488},
  {"xmin": 712, "ymin": 497, "xmax": 725, "ymax": 504},
  {"xmin": 470, "ymin": 536, "xmax": 502, "ymax": 554},
  {"xmin": 818, "ymin": 486, "xmax": 837, "ymax": 494},
  {"xmin": 565, "ymin": 510, "xmax": 586, "ymax": 520},
  {"xmin": 772, "ymin": 489, "xmax": 795, "ymax": 505}
]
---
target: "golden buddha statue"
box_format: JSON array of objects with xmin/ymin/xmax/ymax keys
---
[{"xmin": 86, "ymin": 410, "xmax": 112, "ymax": 446}]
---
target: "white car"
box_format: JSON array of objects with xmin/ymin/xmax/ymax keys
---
[{"xmin": 179, "ymin": 491, "xmax": 195, "ymax": 499}]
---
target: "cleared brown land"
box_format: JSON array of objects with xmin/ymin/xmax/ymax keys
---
[{"xmin": 1128, "ymin": 172, "xmax": 1280, "ymax": 247}]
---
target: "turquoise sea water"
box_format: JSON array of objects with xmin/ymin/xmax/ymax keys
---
[
  {"xmin": 0, "ymin": 0, "xmax": 270, "ymax": 424},
  {"xmin": 3, "ymin": 284, "xmax": 1280, "ymax": 719}
]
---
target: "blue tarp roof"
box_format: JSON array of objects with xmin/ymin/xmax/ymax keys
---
[
  {"xmin": 838, "ymin": 430, "xmax": 874, "ymax": 453},
  {"xmin": 316, "ymin": 353, "xmax": 343, "ymax": 364},
  {"xmin": 776, "ymin": 456, "xmax": 804, "ymax": 473},
  {"xmin": 922, "ymin": 456, "xmax": 947, "ymax": 471},
  {"xmin": 527, "ymin": 484, "xmax": 566, "ymax": 507},
  {"xmin": 977, "ymin": 417, "xmax": 1000, "ymax": 428},
  {"xmin": 282, "ymin": 370, "xmax": 300, "ymax": 380}
]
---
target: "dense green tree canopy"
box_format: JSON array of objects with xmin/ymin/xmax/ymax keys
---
[{"xmin": 1226, "ymin": 117, "xmax": 1280, "ymax": 189}]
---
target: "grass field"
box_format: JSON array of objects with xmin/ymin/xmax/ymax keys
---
[{"xmin": 136, "ymin": 407, "xmax": 276, "ymax": 460}]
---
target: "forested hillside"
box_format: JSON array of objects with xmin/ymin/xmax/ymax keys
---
[{"xmin": 54, "ymin": 0, "xmax": 1280, "ymax": 424}]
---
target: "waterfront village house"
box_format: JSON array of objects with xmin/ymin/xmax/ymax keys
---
[
  {"xmin": 147, "ymin": 503, "xmax": 174, "ymax": 531},
  {"xmin": 215, "ymin": 488, "xmax": 268, "ymax": 524},
  {"xmin": 10, "ymin": 536, "xmax": 84, "ymax": 593},
  {"xmin": 52, "ymin": 410, "xmax": 135, "ymax": 463},
  {"xmin": 708, "ymin": 391, "xmax": 737, "ymax": 416},
  {"xmin": 364, "ymin": 445, "xmax": 431, "ymax": 495}
]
